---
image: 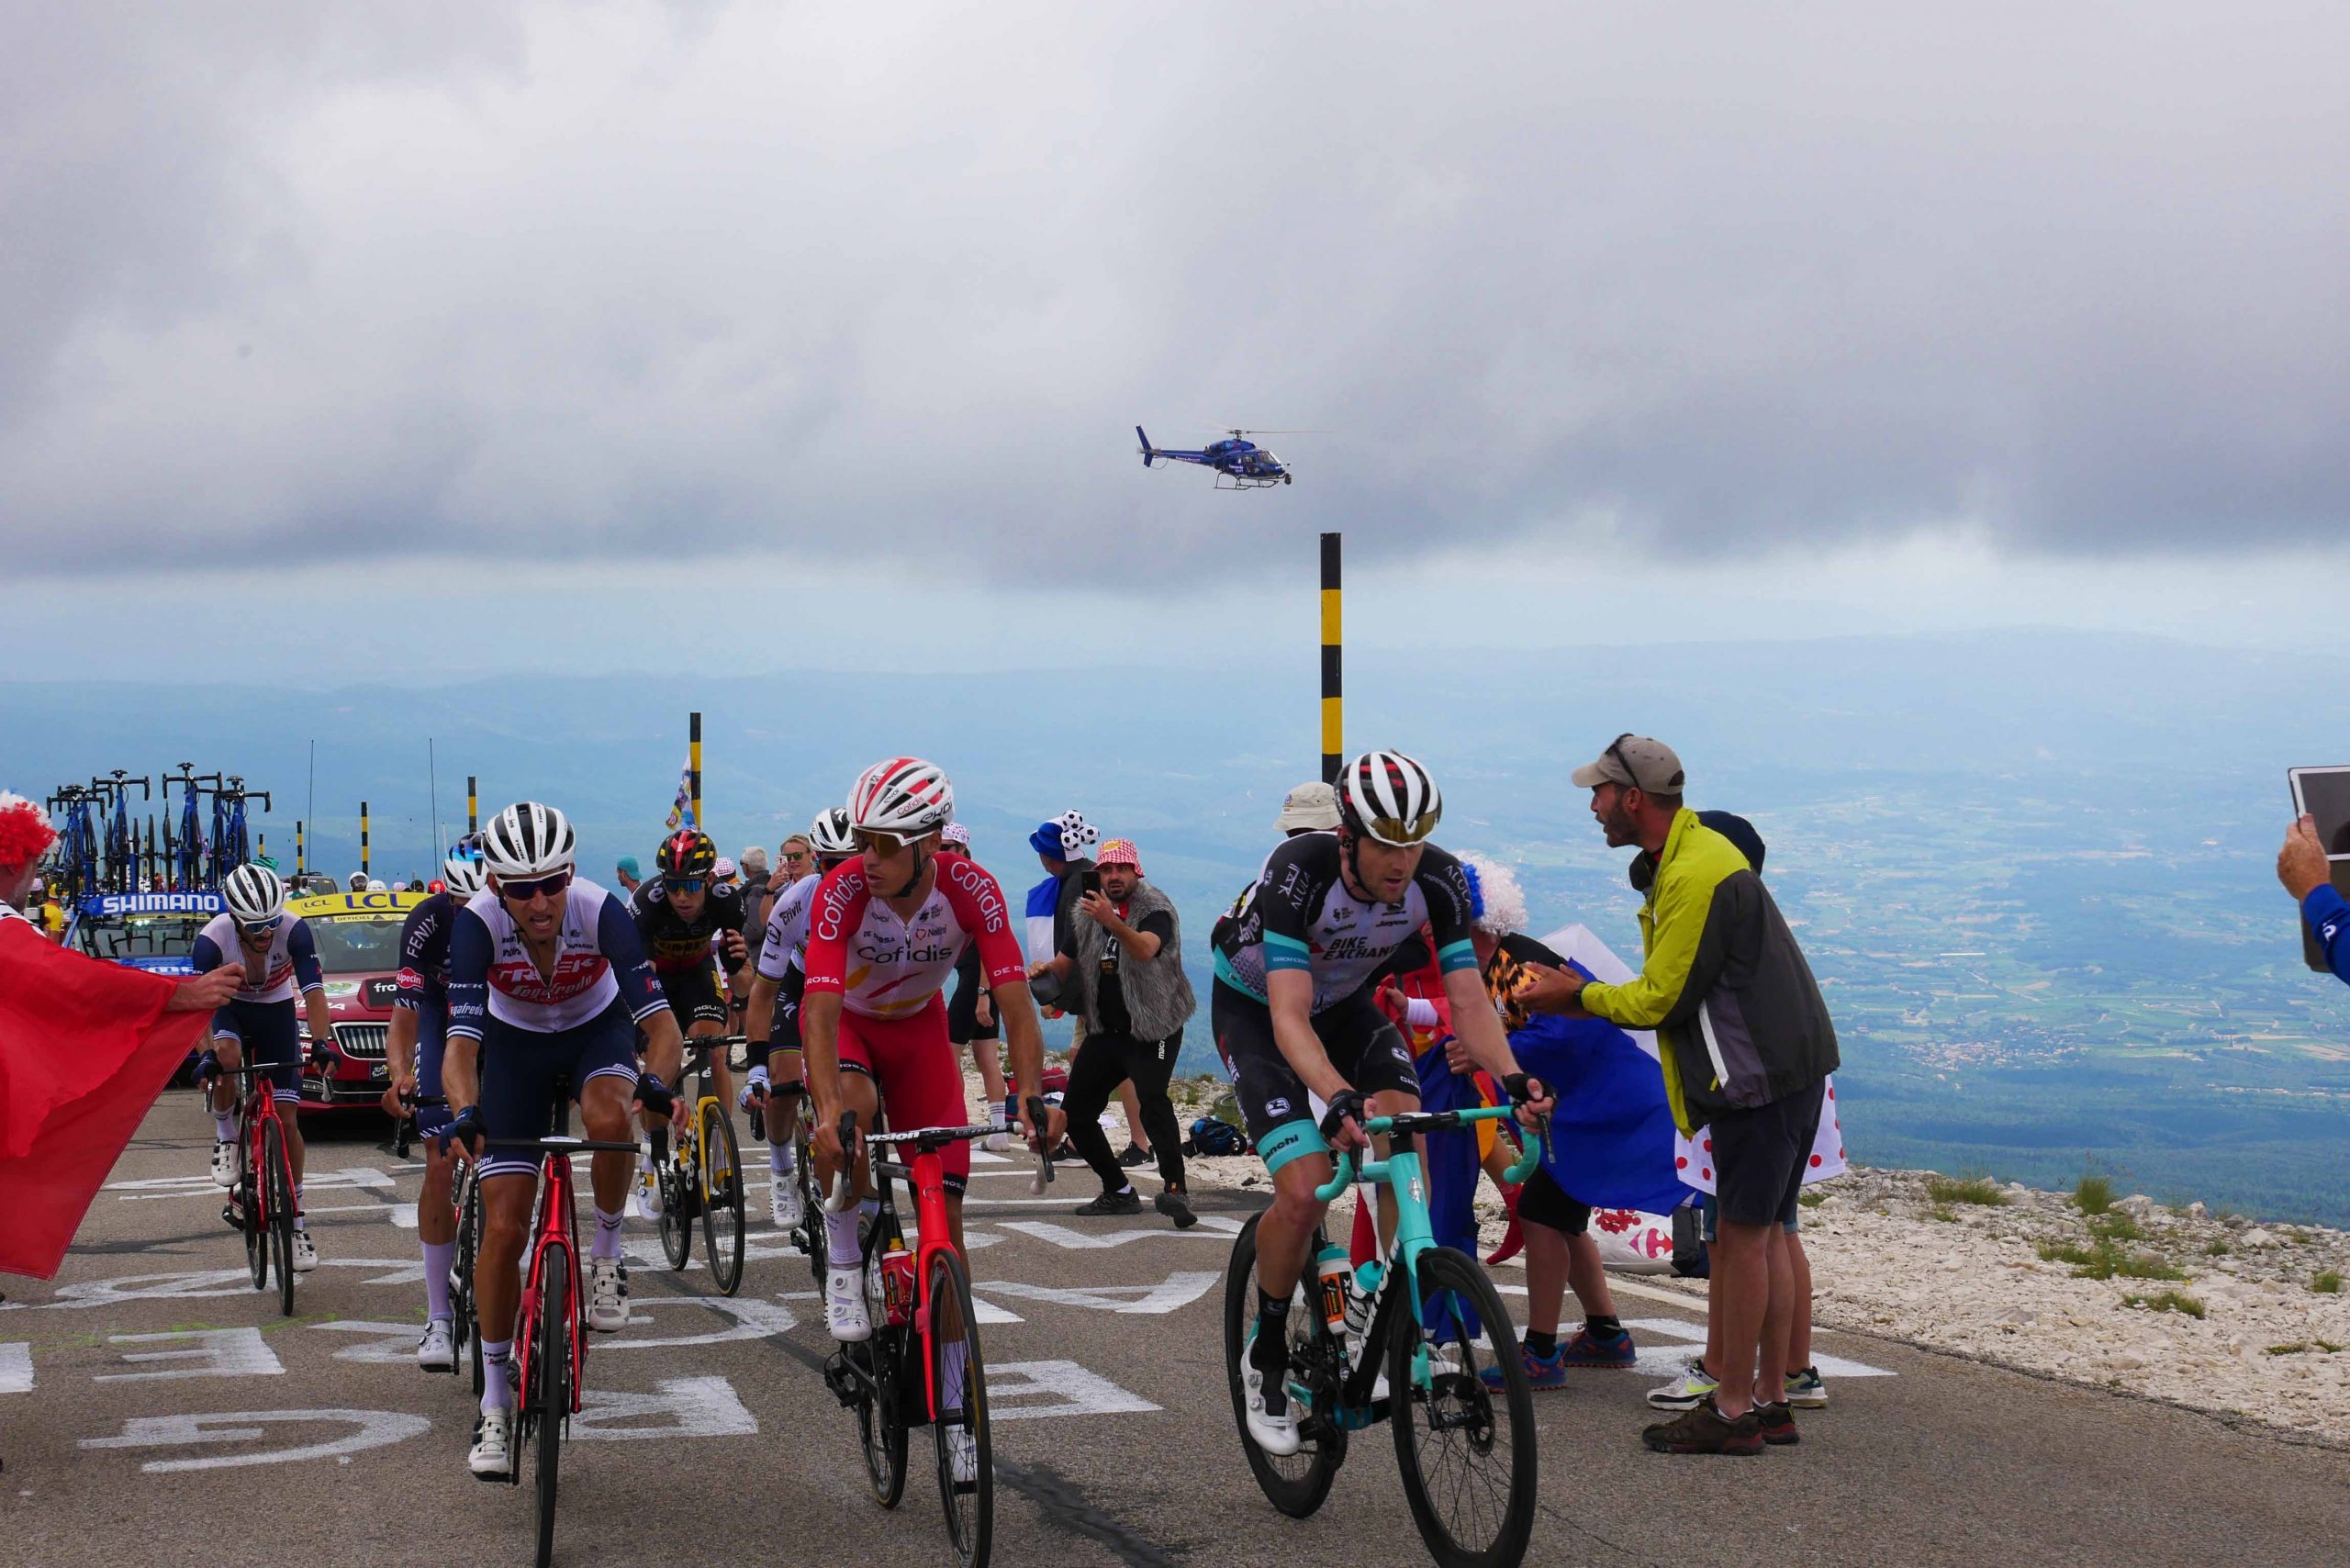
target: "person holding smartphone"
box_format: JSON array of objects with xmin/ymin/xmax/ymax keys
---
[{"xmin": 2279, "ymin": 815, "xmax": 2350, "ymax": 984}]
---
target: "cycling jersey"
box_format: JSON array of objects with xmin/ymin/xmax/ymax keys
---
[
  {"xmin": 755, "ymin": 874, "xmax": 822, "ymax": 983},
  {"xmin": 391, "ymin": 891, "xmax": 462, "ymax": 1012},
  {"xmin": 1212, "ymin": 832, "xmax": 1479, "ymax": 1013},
  {"xmin": 802, "ymin": 853, "xmax": 1024, "ymax": 1021},
  {"xmin": 630, "ymin": 879, "xmax": 748, "ymax": 975},
  {"xmin": 192, "ymin": 913, "xmax": 325, "ymax": 1004},
  {"xmin": 445, "ymin": 878, "xmax": 666, "ymax": 1040}
]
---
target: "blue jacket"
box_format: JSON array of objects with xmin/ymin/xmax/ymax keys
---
[{"xmin": 2305, "ymin": 885, "xmax": 2350, "ymax": 985}]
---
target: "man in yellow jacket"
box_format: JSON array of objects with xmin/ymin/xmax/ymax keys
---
[{"xmin": 1519, "ymin": 735, "xmax": 1839, "ymax": 1455}]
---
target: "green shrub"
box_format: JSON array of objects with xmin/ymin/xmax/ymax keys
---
[
  {"xmin": 1925, "ymin": 1174, "xmax": 2009, "ymax": 1206},
  {"xmin": 2313, "ymin": 1271, "xmax": 2344, "ymax": 1295},
  {"xmin": 2121, "ymin": 1290, "xmax": 2205, "ymax": 1319},
  {"xmin": 2037, "ymin": 1238, "xmax": 2182, "ymax": 1281},
  {"xmin": 2203, "ymin": 1238, "xmax": 2230, "ymax": 1257},
  {"xmin": 1798, "ymin": 1192, "xmax": 1825, "ymax": 1209},
  {"xmin": 2074, "ymin": 1175, "xmax": 2117, "ymax": 1215},
  {"xmin": 2090, "ymin": 1213, "xmax": 2143, "ymax": 1243}
]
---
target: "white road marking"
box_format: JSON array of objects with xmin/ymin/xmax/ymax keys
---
[
  {"xmin": 115, "ymin": 1166, "xmax": 395, "ymax": 1203},
  {"xmin": 80, "ymin": 1408, "xmax": 431, "ymax": 1473},
  {"xmin": 573, "ymin": 1376, "xmax": 759, "ymax": 1440},
  {"xmin": 987, "ymin": 1361, "xmax": 1159, "ymax": 1421},
  {"xmin": 39, "ymin": 1270, "xmax": 254, "ymax": 1307},
  {"xmin": 314, "ymin": 1321, "xmax": 431, "ymax": 1364},
  {"xmin": 99, "ymin": 1327, "xmax": 284, "ymax": 1383},
  {"xmin": 0, "ymin": 1341, "xmax": 31, "ymax": 1393},
  {"xmin": 995, "ymin": 1216, "xmax": 1242, "ymax": 1249},
  {"xmin": 604, "ymin": 1295, "xmax": 798, "ymax": 1348},
  {"xmin": 979, "ymin": 1271, "xmax": 1222, "ymax": 1316}
]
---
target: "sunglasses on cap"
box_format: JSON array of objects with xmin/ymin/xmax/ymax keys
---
[{"xmin": 499, "ymin": 870, "xmax": 573, "ymax": 902}]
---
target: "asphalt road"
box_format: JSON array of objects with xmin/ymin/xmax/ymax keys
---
[{"xmin": 6, "ymin": 1094, "xmax": 2349, "ymax": 1568}]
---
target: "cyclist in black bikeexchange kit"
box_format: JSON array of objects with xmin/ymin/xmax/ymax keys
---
[
  {"xmin": 629, "ymin": 827, "xmax": 750, "ymax": 1213},
  {"xmin": 1213, "ymin": 749, "xmax": 1553, "ymax": 1456}
]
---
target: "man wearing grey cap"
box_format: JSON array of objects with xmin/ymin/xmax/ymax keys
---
[{"xmin": 1519, "ymin": 734, "xmax": 1839, "ymax": 1455}]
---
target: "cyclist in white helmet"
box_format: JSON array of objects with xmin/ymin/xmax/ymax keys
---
[
  {"xmin": 191, "ymin": 862, "xmax": 336, "ymax": 1271},
  {"xmin": 742, "ymin": 806, "xmax": 857, "ymax": 1229}
]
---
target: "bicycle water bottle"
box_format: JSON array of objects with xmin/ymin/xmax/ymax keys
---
[
  {"xmin": 1345, "ymin": 1259, "xmax": 1382, "ymax": 1344},
  {"xmin": 881, "ymin": 1243, "xmax": 916, "ymax": 1326},
  {"xmin": 1315, "ymin": 1244, "xmax": 1352, "ymax": 1338}
]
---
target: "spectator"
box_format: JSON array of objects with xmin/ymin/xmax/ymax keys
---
[
  {"xmin": 1520, "ymin": 735, "xmax": 1839, "ymax": 1455},
  {"xmin": 347, "ymin": 871, "xmax": 368, "ymax": 892},
  {"xmin": 614, "ymin": 855, "xmax": 642, "ymax": 896},
  {"xmin": 35, "ymin": 878, "xmax": 66, "ymax": 943},
  {"xmin": 1053, "ymin": 840, "xmax": 1199, "ymax": 1227},
  {"xmin": 1275, "ymin": 779, "xmax": 1341, "ymax": 837},
  {"xmin": 2280, "ymin": 815, "xmax": 2349, "ymax": 984},
  {"xmin": 773, "ymin": 835, "xmax": 815, "ymax": 890},
  {"xmin": 942, "ymin": 825, "xmax": 1012, "ymax": 1151},
  {"xmin": 1025, "ymin": 812, "xmax": 1156, "ymax": 1169},
  {"xmin": 738, "ymin": 846, "xmax": 773, "ymax": 934}
]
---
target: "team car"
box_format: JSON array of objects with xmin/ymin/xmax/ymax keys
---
[{"xmin": 285, "ymin": 887, "xmax": 427, "ymax": 1113}]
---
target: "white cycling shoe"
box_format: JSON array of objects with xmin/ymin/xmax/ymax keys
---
[
  {"xmin": 636, "ymin": 1169, "xmax": 662, "ymax": 1217},
  {"xmin": 1242, "ymin": 1334, "xmax": 1303, "ymax": 1457},
  {"xmin": 982, "ymin": 1129, "xmax": 1011, "ymax": 1154},
  {"xmin": 416, "ymin": 1319, "xmax": 456, "ymax": 1372},
  {"xmin": 771, "ymin": 1176, "xmax": 803, "ymax": 1230},
  {"xmin": 291, "ymin": 1231, "xmax": 319, "ymax": 1272},
  {"xmin": 468, "ymin": 1406, "xmax": 514, "ymax": 1479},
  {"xmin": 947, "ymin": 1426, "xmax": 980, "ymax": 1484},
  {"xmin": 588, "ymin": 1259, "xmax": 630, "ymax": 1332},
  {"xmin": 826, "ymin": 1264, "xmax": 872, "ymax": 1342},
  {"xmin": 209, "ymin": 1140, "xmax": 238, "ymax": 1187}
]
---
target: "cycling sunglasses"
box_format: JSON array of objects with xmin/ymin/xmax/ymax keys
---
[
  {"xmin": 498, "ymin": 870, "xmax": 573, "ymax": 902},
  {"xmin": 238, "ymin": 916, "xmax": 283, "ymax": 938},
  {"xmin": 1360, "ymin": 813, "xmax": 1439, "ymax": 846},
  {"xmin": 853, "ymin": 828, "xmax": 912, "ymax": 854},
  {"xmin": 664, "ymin": 876, "xmax": 708, "ymax": 894}
]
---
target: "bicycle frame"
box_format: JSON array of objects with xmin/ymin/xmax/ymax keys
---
[{"xmin": 218, "ymin": 1061, "xmax": 291, "ymax": 1233}]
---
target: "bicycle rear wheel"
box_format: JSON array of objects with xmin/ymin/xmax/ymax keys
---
[
  {"xmin": 657, "ymin": 1142, "xmax": 696, "ymax": 1271},
  {"xmin": 1387, "ymin": 1246, "xmax": 1536, "ymax": 1568},
  {"xmin": 453, "ymin": 1162, "xmax": 481, "ymax": 1388},
  {"xmin": 1221, "ymin": 1212, "xmax": 1344, "ymax": 1518},
  {"xmin": 263, "ymin": 1117, "xmax": 297, "ymax": 1317},
  {"xmin": 926, "ymin": 1248, "xmax": 993, "ymax": 1568},
  {"xmin": 699, "ymin": 1101, "xmax": 746, "ymax": 1295},
  {"xmin": 529, "ymin": 1248, "xmax": 574, "ymax": 1568}
]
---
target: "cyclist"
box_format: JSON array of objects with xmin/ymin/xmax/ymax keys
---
[
  {"xmin": 802, "ymin": 757, "xmax": 1066, "ymax": 1481},
  {"xmin": 440, "ymin": 801, "xmax": 688, "ymax": 1480},
  {"xmin": 742, "ymin": 806, "xmax": 857, "ymax": 1229},
  {"xmin": 382, "ymin": 836, "xmax": 487, "ymax": 1371},
  {"xmin": 1213, "ymin": 750, "xmax": 1553, "ymax": 1456},
  {"xmin": 628, "ymin": 826, "xmax": 750, "ymax": 1214},
  {"xmin": 194, "ymin": 863, "xmax": 335, "ymax": 1272}
]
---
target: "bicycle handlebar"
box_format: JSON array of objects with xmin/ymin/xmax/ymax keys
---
[{"xmin": 1312, "ymin": 1105, "xmax": 1547, "ymax": 1202}]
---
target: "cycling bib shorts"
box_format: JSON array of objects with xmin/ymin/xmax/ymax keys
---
[{"xmin": 1212, "ymin": 980, "xmax": 1417, "ymax": 1175}]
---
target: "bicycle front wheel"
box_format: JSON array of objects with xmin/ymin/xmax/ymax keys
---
[
  {"xmin": 263, "ymin": 1117, "xmax": 297, "ymax": 1316},
  {"xmin": 529, "ymin": 1248, "xmax": 574, "ymax": 1568},
  {"xmin": 1387, "ymin": 1246, "xmax": 1536, "ymax": 1568},
  {"xmin": 453, "ymin": 1162, "xmax": 482, "ymax": 1389},
  {"xmin": 1221, "ymin": 1213, "xmax": 1343, "ymax": 1518},
  {"xmin": 657, "ymin": 1146, "xmax": 696, "ymax": 1271},
  {"xmin": 926, "ymin": 1248, "xmax": 993, "ymax": 1568},
  {"xmin": 859, "ymin": 1327, "xmax": 911, "ymax": 1508},
  {"xmin": 699, "ymin": 1101, "xmax": 745, "ymax": 1295}
]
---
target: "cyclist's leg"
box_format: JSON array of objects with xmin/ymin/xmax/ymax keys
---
[
  {"xmin": 578, "ymin": 1004, "xmax": 646, "ymax": 1234},
  {"xmin": 1214, "ymin": 984, "xmax": 1330, "ymax": 1305},
  {"xmin": 206, "ymin": 1011, "xmax": 243, "ymax": 1129},
  {"xmin": 767, "ymin": 992, "xmax": 805, "ymax": 1149},
  {"xmin": 414, "ymin": 1000, "xmax": 458, "ymax": 1249},
  {"xmin": 474, "ymin": 1015, "xmax": 558, "ymax": 1408}
]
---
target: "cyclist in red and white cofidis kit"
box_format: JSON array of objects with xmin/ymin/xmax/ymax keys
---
[{"xmin": 801, "ymin": 756, "xmax": 1066, "ymax": 1343}]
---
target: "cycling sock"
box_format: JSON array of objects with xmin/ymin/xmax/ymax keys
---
[
  {"xmin": 421, "ymin": 1241, "xmax": 455, "ymax": 1320},
  {"xmin": 1524, "ymin": 1329, "xmax": 1559, "ymax": 1359},
  {"xmin": 592, "ymin": 1207, "xmax": 624, "ymax": 1261},
  {"xmin": 213, "ymin": 1113, "xmax": 237, "ymax": 1141},
  {"xmin": 770, "ymin": 1142, "xmax": 794, "ymax": 1174},
  {"xmin": 480, "ymin": 1340, "xmax": 515, "ymax": 1412},
  {"xmin": 292, "ymin": 1186, "xmax": 306, "ymax": 1231},
  {"xmin": 1585, "ymin": 1314, "xmax": 1624, "ymax": 1338},
  {"xmin": 1252, "ymin": 1291, "xmax": 1292, "ymax": 1372},
  {"xmin": 826, "ymin": 1208, "xmax": 863, "ymax": 1267}
]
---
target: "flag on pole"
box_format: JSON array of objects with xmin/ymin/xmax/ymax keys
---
[{"xmin": 664, "ymin": 757, "xmax": 697, "ymax": 831}]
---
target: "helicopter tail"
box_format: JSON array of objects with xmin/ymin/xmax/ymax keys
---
[{"xmin": 1136, "ymin": 425, "xmax": 1155, "ymax": 467}]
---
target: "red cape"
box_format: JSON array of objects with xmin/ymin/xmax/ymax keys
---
[{"xmin": 0, "ymin": 920, "xmax": 210, "ymax": 1280}]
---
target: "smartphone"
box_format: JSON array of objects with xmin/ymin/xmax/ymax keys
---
[
  {"xmin": 1080, "ymin": 868, "xmax": 1102, "ymax": 897},
  {"xmin": 2286, "ymin": 766, "xmax": 2350, "ymax": 971}
]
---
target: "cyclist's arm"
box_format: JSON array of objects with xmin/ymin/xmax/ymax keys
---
[
  {"xmin": 385, "ymin": 1005, "xmax": 419, "ymax": 1090},
  {"xmin": 801, "ymin": 990, "xmax": 845, "ymax": 1124},
  {"xmin": 1440, "ymin": 963, "xmax": 1550, "ymax": 1114},
  {"xmin": 1265, "ymin": 969, "xmax": 1351, "ymax": 1103},
  {"xmin": 290, "ymin": 922, "xmax": 333, "ymax": 1042},
  {"xmin": 191, "ymin": 931, "xmax": 226, "ymax": 971},
  {"xmin": 798, "ymin": 863, "xmax": 861, "ymax": 1126}
]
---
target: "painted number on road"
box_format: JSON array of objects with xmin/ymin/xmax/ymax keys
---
[
  {"xmin": 100, "ymin": 1327, "xmax": 285, "ymax": 1383},
  {"xmin": 987, "ymin": 1361, "xmax": 1159, "ymax": 1422},
  {"xmin": 80, "ymin": 1408, "xmax": 430, "ymax": 1473},
  {"xmin": 573, "ymin": 1376, "xmax": 759, "ymax": 1440}
]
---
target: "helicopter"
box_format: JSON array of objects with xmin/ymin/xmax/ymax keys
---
[{"xmin": 1136, "ymin": 426, "xmax": 1308, "ymax": 489}]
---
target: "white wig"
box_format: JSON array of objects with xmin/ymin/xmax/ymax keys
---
[{"xmin": 1458, "ymin": 853, "xmax": 1527, "ymax": 937}]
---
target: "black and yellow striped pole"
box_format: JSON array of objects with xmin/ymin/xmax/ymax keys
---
[
  {"xmin": 689, "ymin": 711, "xmax": 703, "ymax": 829},
  {"xmin": 466, "ymin": 776, "xmax": 478, "ymax": 834},
  {"xmin": 1320, "ymin": 532, "xmax": 1342, "ymax": 785},
  {"xmin": 296, "ymin": 820, "xmax": 305, "ymax": 876},
  {"xmin": 360, "ymin": 801, "xmax": 371, "ymax": 879}
]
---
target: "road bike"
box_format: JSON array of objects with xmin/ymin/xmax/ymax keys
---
[
  {"xmin": 822, "ymin": 1100, "xmax": 1053, "ymax": 1568},
  {"xmin": 397, "ymin": 1089, "xmax": 481, "ymax": 1386},
  {"xmin": 483, "ymin": 1080, "xmax": 640, "ymax": 1568},
  {"xmin": 207, "ymin": 1058, "xmax": 306, "ymax": 1317},
  {"xmin": 648, "ymin": 1035, "xmax": 749, "ymax": 1294},
  {"xmin": 1223, "ymin": 1105, "xmax": 1545, "ymax": 1568}
]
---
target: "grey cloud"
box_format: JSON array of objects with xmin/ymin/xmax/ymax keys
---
[{"xmin": 3, "ymin": 3, "xmax": 2344, "ymax": 583}]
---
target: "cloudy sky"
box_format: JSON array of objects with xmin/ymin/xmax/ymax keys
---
[{"xmin": 7, "ymin": 2, "xmax": 2345, "ymax": 678}]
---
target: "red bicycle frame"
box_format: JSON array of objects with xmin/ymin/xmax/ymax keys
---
[{"xmin": 516, "ymin": 1142, "xmax": 588, "ymax": 1417}]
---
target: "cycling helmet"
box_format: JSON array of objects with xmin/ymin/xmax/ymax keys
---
[
  {"xmin": 481, "ymin": 801, "xmax": 576, "ymax": 879},
  {"xmin": 847, "ymin": 757, "xmax": 955, "ymax": 837},
  {"xmin": 1336, "ymin": 749, "xmax": 1444, "ymax": 846},
  {"xmin": 442, "ymin": 836, "xmax": 488, "ymax": 897},
  {"xmin": 657, "ymin": 827, "xmax": 718, "ymax": 879},
  {"xmin": 222, "ymin": 863, "xmax": 287, "ymax": 924},
  {"xmin": 808, "ymin": 806, "xmax": 857, "ymax": 858}
]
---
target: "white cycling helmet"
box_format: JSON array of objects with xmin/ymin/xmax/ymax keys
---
[
  {"xmin": 222, "ymin": 863, "xmax": 287, "ymax": 924},
  {"xmin": 808, "ymin": 806, "xmax": 857, "ymax": 857},
  {"xmin": 481, "ymin": 801, "xmax": 577, "ymax": 879},
  {"xmin": 442, "ymin": 837, "xmax": 488, "ymax": 897},
  {"xmin": 1337, "ymin": 749, "xmax": 1444, "ymax": 846},
  {"xmin": 847, "ymin": 757, "xmax": 955, "ymax": 838}
]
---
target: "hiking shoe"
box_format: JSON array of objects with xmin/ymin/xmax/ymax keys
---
[
  {"xmin": 826, "ymin": 1264, "xmax": 872, "ymax": 1342},
  {"xmin": 587, "ymin": 1259, "xmax": 630, "ymax": 1332},
  {"xmin": 1155, "ymin": 1188, "xmax": 1198, "ymax": 1229},
  {"xmin": 1073, "ymin": 1189, "xmax": 1141, "ymax": 1216},
  {"xmin": 1785, "ymin": 1365, "xmax": 1828, "ymax": 1409},
  {"xmin": 1755, "ymin": 1400, "xmax": 1800, "ymax": 1445},
  {"xmin": 416, "ymin": 1319, "xmax": 456, "ymax": 1372},
  {"xmin": 1642, "ymin": 1394, "xmax": 1764, "ymax": 1455},
  {"xmin": 210, "ymin": 1139, "xmax": 238, "ymax": 1187},
  {"xmin": 467, "ymin": 1406, "xmax": 514, "ymax": 1479},
  {"xmin": 1482, "ymin": 1340, "xmax": 1569, "ymax": 1393},
  {"xmin": 1560, "ymin": 1325, "xmax": 1638, "ymax": 1367},
  {"xmin": 1647, "ymin": 1356, "xmax": 1719, "ymax": 1411},
  {"xmin": 1118, "ymin": 1144, "xmax": 1153, "ymax": 1169},
  {"xmin": 1241, "ymin": 1331, "xmax": 1301, "ymax": 1457},
  {"xmin": 291, "ymin": 1231, "xmax": 319, "ymax": 1272}
]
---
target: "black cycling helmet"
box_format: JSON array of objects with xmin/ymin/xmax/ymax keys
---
[{"xmin": 657, "ymin": 827, "xmax": 718, "ymax": 880}]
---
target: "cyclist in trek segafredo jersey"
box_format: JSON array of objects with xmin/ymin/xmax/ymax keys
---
[{"xmin": 193, "ymin": 863, "xmax": 336, "ymax": 1273}]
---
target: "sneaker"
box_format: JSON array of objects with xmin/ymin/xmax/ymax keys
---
[
  {"xmin": 982, "ymin": 1129, "xmax": 1011, "ymax": 1154},
  {"xmin": 587, "ymin": 1259, "xmax": 630, "ymax": 1332},
  {"xmin": 1482, "ymin": 1340, "xmax": 1568, "ymax": 1393},
  {"xmin": 637, "ymin": 1168, "xmax": 662, "ymax": 1216},
  {"xmin": 1117, "ymin": 1143, "xmax": 1153, "ymax": 1169},
  {"xmin": 1241, "ymin": 1331, "xmax": 1301, "ymax": 1457},
  {"xmin": 1755, "ymin": 1399, "xmax": 1800, "ymax": 1445},
  {"xmin": 1641, "ymin": 1394, "xmax": 1764, "ymax": 1455},
  {"xmin": 1784, "ymin": 1365, "xmax": 1829, "ymax": 1409},
  {"xmin": 1647, "ymin": 1356, "xmax": 1719, "ymax": 1412},
  {"xmin": 467, "ymin": 1406, "xmax": 515, "ymax": 1479},
  {"xmin": 291, "ymin": 1231, "xmax": 319, "ymax": 1272},
  {"xmin": 827, "ymin": 1264, "xmax": 872, "ymax": 1342},
  {"xmin": 210, "ymin": 1140, "xmax": 238, "ymax": 1187},
  {"xmin": 1155, "ymin": 1188, "xmax": 1198, "ymax": 1229},
  {"xmin": 1559, "ymin": 1325, "xmax": 1638, "ymax": 1367},
  {"xmin": 946, "ymin": 1425, "xmax": 979, "ymax": 1485},
  {"xmin": 1073, "ymin": 1189, "xmax": 1141, "ymax": 1216},
  {"xmin": 770, "ymin": 1177, "xmax": 802, "ymax": 1231},
  {"xmin": 416, "ymin": 1319, "xmax": 456, "ymax": 1372}
]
